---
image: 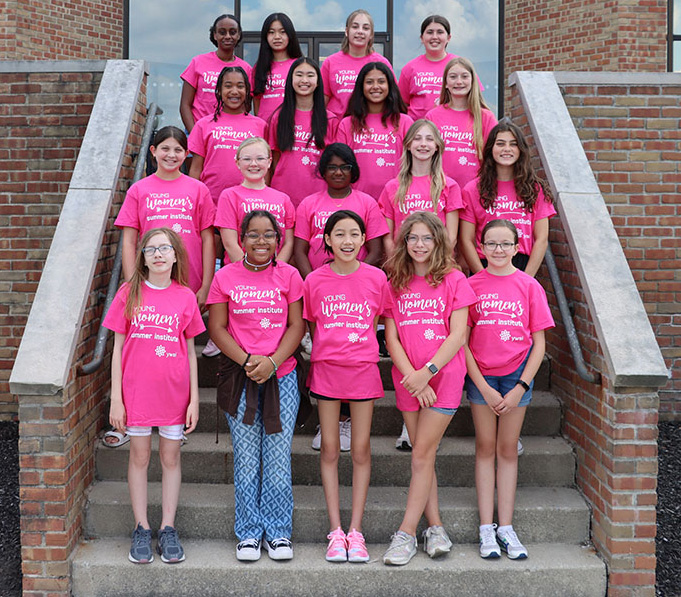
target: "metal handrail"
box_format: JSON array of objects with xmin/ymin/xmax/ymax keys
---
[
  {"xmin": 78, "ymin": 103, "xmax": 162, "ymax": 376},
  {"xmin": 543, "ymin": 243, "xmax": 601, "ymax": 385}
]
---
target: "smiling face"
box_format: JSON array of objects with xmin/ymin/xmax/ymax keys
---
[
  {"xmin": 292, "ymin": 62, "xmax": 318, "ymax": 97},
  {"xmin": 243, "ymin": 216, "xmax": 278, "ymax": 264},
  {"xmin": 405, "ymin": 221, "xmax": 435, "ymax": 267},
  {"xmin": 346, "ymin": 13, "xmax": 373, "ymax": 52},
  {"xmin": 325, "ymin": 217, "xmax": 365, "ymax": 263},
  {"xmin": 481, "ymin": 223, "xmax": 518, "ymax": 272},
  {"xmin": 150, "ymin": 136, "xmax": 186, "ymax": 176},
  {"xmin": 408, "ymin": 124, "xmax": 438, "ymax": 163},
  {"xmin": 323, "ymin": 154, "xmax": 353, "ymax": 193},
  {"xmin": 236, "ymin": 141, "xmax": 271, "ymax": 184},
  {"xmin": 267, "ymin": 20, "xmax": 289, "ymax": 53},
  {"xmin": 143, "ymin": 231, "xmax": 176, "ymax": 278},
  {"xmin": 446, "ymin": 63, "xmax": 473, "ymax": 101},
  {"xmin": 220, "ymin": 71, "xmax": 248, "ymax": 114},
  {"xmin": 421, "ymin": 21, "xmax": 451, "ymax": 57},
  {"xmin": 492, "ymin": 131, "xmax": 520, "ymax": 168},
  {"xmin": 363, "ymin": 68, "xmax": 389, "ymax": 106},
  {"xmin": 214, "ymin": 17, "xmax": 241, "ymax": 56}
]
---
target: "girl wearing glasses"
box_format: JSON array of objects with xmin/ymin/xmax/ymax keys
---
[
  {"xmin": 459, "ymin": 120, "xmax": 556, "ymax": 277},
  {"xmin": 215, "ymin": 138, "xmax": 295, "ymax": 264},
  {"xmin": 207, "ymin": 210, "xmax": 305, "ymax": 562},
  {"xmin": 105, "ymin": 228, "xmax": 204, "ymax": 564},
  {"xmin": 464, "ymin": 218, "xmax": 554, "ymax": 561},
  {"xmin": 381, "ymin": 212, "xmax": 476, "ymax": 566},
  {"xmin": 378, "ymin": 119, "xmax": 462, "ymax": 259}
]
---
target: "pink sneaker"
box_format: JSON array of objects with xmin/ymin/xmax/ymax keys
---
[
  {"xmin": 326, "ymin": 527, "xmax": 347, "ymax": 562},
  {"xmin": 347, "ymin": 528, "xmax": 370, "ymax": 563}
]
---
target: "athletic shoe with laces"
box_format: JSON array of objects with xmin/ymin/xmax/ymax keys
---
[
  {"xmin": 382, "ymin": 530, "xmax": 417, "ymax": 566},
  {"xmin": 129, "ymin": 523, "xmax": 154, "ymax": 564},
  {"xmin": 517, "ymin": 438, "xmax": 524, "ymax": 456},
  {"xmin": 264, "ymin": 537, "xmax": 293, "ymax": 560},
  {"xmin": 236, "ymin": 538, "xmax": 261, "ymax": 561},
  {"xmin": 346, "ymin": 528, "xmax": 370, "ymax": 563},
  {"xmin": 422, "ymin": 525, "xmax": 452, "ymax": 558},
  {"xmin": 325, "ymin": 527, "xmax": 347, "ymax": 562},
  {"xmin": 395, "ymin": 422, "xmax": 412, "ymax": 451},
  {"xmin": 156, "ymin": 525, "xmax": 185, "ymax": 563},
  {"xmin": 497, "ymin": 526, "xmax": 528, "ymax": 559},
  {"xmin": 479, "ymin": 524, "xmax": 501, "ymax": 559},
  {"xmin": 339, "ymin": 418, "xmax": 351, "ymax": 452}
]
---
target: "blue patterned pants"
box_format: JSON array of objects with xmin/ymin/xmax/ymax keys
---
[{"xmin": 226, "ymin": 370, "xmax": 299, "ymax": 541}]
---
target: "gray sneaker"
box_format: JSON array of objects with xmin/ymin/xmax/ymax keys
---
[
  {"xmin": 129, "ymin": 523, "xmax": 154, "ymax": 564},
  {"xmin": 422, "ymin": 525, "xmax": 452, "ymax": 558},
  {"xmin": 383, "ymin": 530, "xmax": 417, "ymax": 566},
  {"xmin": 157, "ymin": 525, "xmax": 185, "ymax": 563}
]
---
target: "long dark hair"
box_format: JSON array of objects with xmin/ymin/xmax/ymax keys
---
[
  {"xmin": 213, "ymin": 66, "xmax": 252, "ymax": 120},
  {"xmin": 275, "ymin": 57, "xmax": 327, "ymax": 152},
  {"xmin": 477, "ymin": 119, "xmax": 553, "ymax": 211},
  {"xmin": 252, "ymin": 13, "xmax": 302, "ymax": 97},
  {"xmin": 345, "ymin": 62, "xmax": 406, "ymax": 133}
]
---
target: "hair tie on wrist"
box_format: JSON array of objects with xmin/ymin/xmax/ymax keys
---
[{"xmin": 242, "ymin": 353, "xmax": 251, "ymax": 369}]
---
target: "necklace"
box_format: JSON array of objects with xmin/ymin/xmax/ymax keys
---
[
  {"xmin": 329, "ymin": 188, "xmax": 352, "ymax": 207},
  {"xmin": 243, "ymin": 256, "xmax": 272, "ymax": 271}
]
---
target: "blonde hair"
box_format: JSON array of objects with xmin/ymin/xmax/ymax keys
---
[
  {"xmin": 385, "ymin": 212, "xmax": 457, "ymax": 292},
  {"xmin": 439, "ymin": 57, "xmax": 489, "ymax": 161},
  {"xmin": 235, "ymin": 136, "xmax": 271, "ymax": 159},
  {"xmin": 124, "ymin": 228, "xmax": 189, "ymax": 319},
  {"xmin": 395, "ymin": 119, "xmax": 447, "ymax": 213},
  {"xmin": 340, "ymin": 9, "xmax": 374, "ymax": 55}
]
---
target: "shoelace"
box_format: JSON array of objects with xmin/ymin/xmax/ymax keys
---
[
  {"xmin": 499, "ymin": 528, "xmax": 521, "ymax": 547},
  {"xmin": 270, "ymin": 538, "xmax": 291, "ymax": 549},
  {"xmin": 238, "ymin": 539, "xmax": 260, "ymax": 550},
  {"xmin": 480, "ymin": 526, "xmax": 497, "ymax": 545},
  {"xmin": 159, "ymin": 528, "xmax": 181, "ymax": 549}
]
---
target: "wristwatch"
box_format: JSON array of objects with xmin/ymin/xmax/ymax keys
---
[{"xmin": 425, "ymin": 362, "xmax": 439, "ymax": 376}]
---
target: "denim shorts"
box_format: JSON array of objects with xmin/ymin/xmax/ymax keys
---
[
  {"xmin": 430, "ymin": 406, "xmax": 457, "ymax": 416},
  {"xmin": 465, "ymin": 351, "xmax": 533, "ymax": 407}
]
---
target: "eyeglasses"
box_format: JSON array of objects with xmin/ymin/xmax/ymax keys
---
[
  {"xmin": 238, "ymin": 156, "xmax": 269, "ymax": 164},
  {"xmin": 405, "ymin": 234, "xmax": 434, "ymax": 245},
  {"xmin": 244, "ymin": 231, "xmax": 278, "ymax": 241},
  {"xmin": 142, "ymin": 244, "xmax": 174, "ymax": 257},
  {"xmin": 326, "ymin": 164, "xmax": 352, "ymax": 173},
  {"xmin": 482, "ymin": 241, "xmax": 516, "ymax": 252}
]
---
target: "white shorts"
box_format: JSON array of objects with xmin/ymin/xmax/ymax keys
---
[{"xmin": 126, "ymin": 424, "xmax": 184, "ymax": 441}]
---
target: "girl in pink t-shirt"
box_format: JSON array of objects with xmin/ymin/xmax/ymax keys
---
[
  {"xmin": 425, "ymin": 57, "xmax": 497, "ymax": 190},
  {"xmin": 116, "ymin": 126, "xmax": 216, "ymax": 310},
  {"xmin": 378, "ymin": 119, "xmax": 462, "ymax": 258},
  {"xmin": 250, "ymin": 13, "xmax": 302, "ymax": 123},
  {"xmin": 180, "ymin": 14, "xmax": 252, "ymax": 132},
  {"xmin": 321, "ymin": 9, "xmax": 394, "ymax": 119},
  {"xmin": 216, "ymin": 137, "xmax": 295, "ymax": 264},
  {"xmin": 464, "ymin": 219, "xmax": 555, "ymax": 561},
  {"xmin": 460, "ymin": 120, "xmax": 556, "ymax": 277},
  {"xmin": 336, "ymin": 62, "xmax": 413, "ymax": 200},
  {"xmin": 268, "ymin": 57, "xmax": 335, "ymax": 207},
  {"xmin": 382, "ymin": 211, "xmax": 477, "ymax": 566},
  {"xmin": 207, "ymin": 210, "xmax": 305, "ymax": 561},
  {"xmin": 303, "ymin": 210, "xmax": 391, "ymax": 564},
  {"xmin": 188, "ymin": 66, "xmax": 267, "ymax": 204},
  {"xmin": 105, "ymin": 228, "xmax": 204, "ymax": 564},
  {"xmin": 294, "ymin": 143, "xmax": 388, "ymax": 278}
]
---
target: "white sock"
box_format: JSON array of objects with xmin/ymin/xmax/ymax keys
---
[
  {"xmin": 497, "ymin": 525, "xmax": 513, "ymax": 535},
  {"xmin": 479, "ymin": 524, "xmax": 495, "ymax": 533}
]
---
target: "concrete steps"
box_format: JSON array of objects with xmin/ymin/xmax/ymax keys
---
[
  {"xmin": 73, "ymin": 539, "xmax": 606, "ymax": 597},
  {"xmin": 95, "ymin": 433, "xmax": 575, "ymax": 487}
]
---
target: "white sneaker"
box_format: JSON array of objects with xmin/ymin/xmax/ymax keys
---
[
  {"xmin": 339, "ymin": 418, "xmax": 351, "ymax": 452},
  {"xmin": 264, "ymin": 537, "xmax": 293, "ymax": 560},
  {"xmin": 422, "ymin": 525, "xmax": 452, "ymax": 558},
  {"xmin": 311, "ymin": 425, "xmax": 322, "ymax": 450},
  {"xmin": 201, "ymin": 338, "xmax": 220, "ymax": 357},
  {"xmin": 236, "ymin": 538, "xmax": 261, "ymax": 561},
  {"xmin": 497, "ymin": 526, "xmax": 528, "ymax": 560},
  {"xmin": 383, "ymin": 530, "xmax": 417, "ymax": 566},
  {"xmin": 395, "ymin": 422, "xmax": 412, "ymax": 451},
  {"xmin": 517, "ymin": 438, "xmax": 524, "ymax": 456},
  {"xmin": 479, "ymin": 524, "xmax": 501, "ymax": 559}
]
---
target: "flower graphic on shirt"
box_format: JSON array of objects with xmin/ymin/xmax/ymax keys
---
[
  {"xmin": 172, "ymin": 223, "xmax": 182, "ymax": 234},
  {"xmin": 348, "ymin": 332, "xmax": 360, "ymax": 343},
  {"xmin": 376, "ymin": 157, "xmax": 385, "ymax": 167},
  {"xmin": 500, "ymin": 330, "xmax": 511, "ymax": 342},
  {"xmin": 458, "ymin": 156, "xmax": 468, "ymax": 166},
  {"xmin": 260, "ymin": 318, "xmax": 271, "ymax": 329},
  {"xmin": 301, "ymin": 155, "xmax": 310, "ymax": 165},
  {"xmin": 424, "ymin": 329, "xmax": 435, "ymax": 341},
  {"xmin": 155, "ymin": 345, "xmax": 166, "ymax": 357}
]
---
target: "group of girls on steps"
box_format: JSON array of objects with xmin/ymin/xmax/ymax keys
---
[{"xmin": 105, "ymin": 6, "xmax": 559, "ymax": 570}]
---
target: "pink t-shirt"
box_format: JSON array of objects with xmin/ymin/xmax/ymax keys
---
[
  {"xmin": 181, "ymin": 52, "xmax": 253, "ymax": 124},
  {"xmin": 295, "ymin": 189, "xmax": 389, "ymax": 270},
  {"xmin": 385, "ymin": 270, "xmax": 478, "ymax": 410},
  {"xmin": 115, "ymin": 174, "xmax": 216, "ymax": 293},
  {"xmin": 321, "ymin": 51, "xmax": 394, "ymax": 118},
  {"xmin": 206, "ymin": 261, "xmax": 303, "ymax": 378},
  {"xmin": 467, "ymin": 269, "xmax": 555, "ymax": 376},
  {"xmin": 103, "ymin": 281, "xmax": 205, "ymax": 426},
  {"xmin": 425, "ymin": 105, "xmax": 497, "ymax": 190},
  {"xmin": 398, "ymin": 53, "xmax": 456, "ymax": 121},
  {"xmin": 461, "ymin": 179, "xmax": 557, "ymax": 259},
  {"xmin": 336, "ymin": 113, "xmax": 413, "ymax": 200},
  {"xmin": 378, "ymin": 174, "xmax": 463, "ymax": 239},
  {"xmin": 187, "ymin": 112, "xmax": 267, "ymax": 204},
  {"xmin": 215, "ymin": 184, "xmax": 295, "ymax": 259},
  {"xmin": 267, "ymin": 108, "xmax": 336, "ymax": 207},
  {"xmin": 250, "ymin": 58, "xmax": 295, "ymax": 124}
]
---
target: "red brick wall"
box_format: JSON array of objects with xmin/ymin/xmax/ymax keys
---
[{"xmin": 1, "ymin": 0, "xmax": 123, "ymax": 60}]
